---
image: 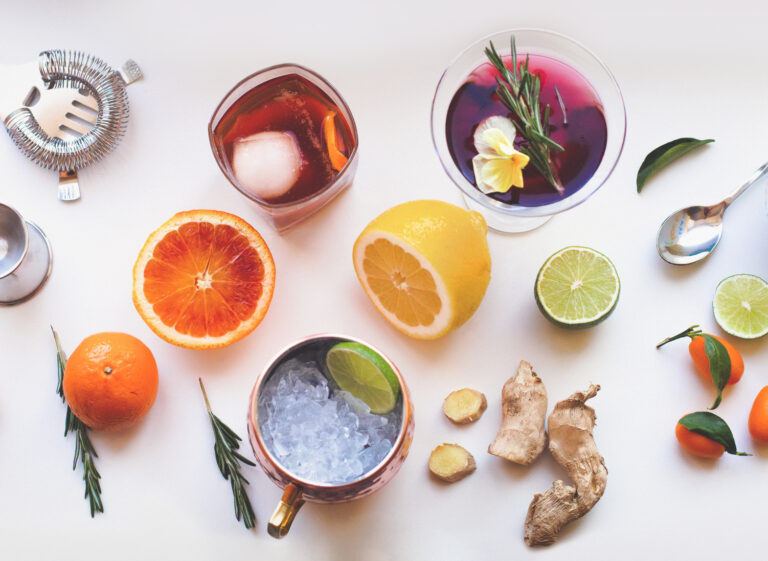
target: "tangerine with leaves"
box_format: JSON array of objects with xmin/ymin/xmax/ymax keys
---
[
  {"xmin": 657, "ymin": 325, "xmax": 742, "ymax": 409},
  {"xmin": 689, "ymin": 335, "xmax": 743, "ymax": 385},
  {"xmin": 675, "ymin": 423, "xmax": 725, "ymax": 459},
  {"xmin": 133, "ymin": 210, "xmax": 275, "ymax": 349},
  {"xmin": 675, "ymin": 411, "xmax": 749, "ymax": 459},
  {"xmin": 63, "ymin": 332, "xmax": 159, "ymax": 431}
]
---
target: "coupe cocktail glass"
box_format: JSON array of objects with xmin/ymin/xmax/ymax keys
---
[{"xmin": 431, "ymin": 29, "xmax": 626, "ymax": 233}]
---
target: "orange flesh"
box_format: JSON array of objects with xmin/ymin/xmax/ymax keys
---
[
  {"xmin": 142, "ymin": 221, "xmax": 265, "ymax": 337},
  {"xmin": 362, "ymin": 238, "xmax": 441, "ymax": 327},
  {"xmin": 323, "ymin": 111, "xmax": 349, "ymax": 172}
]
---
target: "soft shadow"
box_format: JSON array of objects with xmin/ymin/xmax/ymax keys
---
[
  {"xmin": 91, "ymin": 419, "xmax": 146, "ymax": 454},
  {"xmin": 426, "ymin": 469, "xmax": 479, "ymax": 487},
  {"xmin": 718, "ymin": 333, "xmax": 767, "ymax": 358},
  {"xmin": 493, "ymin": 457, "xmax": 541, "ymax": 482},
  {"xmin": 269, "ymin": 184, "xmax": 356, "ymax": 246},
  {"xmin": 534, "ymin": 315, "xmax": 597, "ymax": 355},
  {"xmin": 485, "ymin": 450, "xmax": 561, "ymax": 483},
  {"xmin": 176, "ymin": 336, "xmax": 258, "ymax": 376},
  {"xmin": 304, "ymin": 489, "xmax": 381, "ymax": 537},
  {"xmin": 751, "ymin": 440, "xmax": 768, "ymax": 458},
  {"xmin": 485, "ymin": 214, "xmax": 558, "ymax": 239},
  {"xmin": 676, "ymin": 446, "xmax": 720, "ymax": 468},
  {"xmin": 656, "ymin": 256, "xmax": 709, "ymax": 281}
]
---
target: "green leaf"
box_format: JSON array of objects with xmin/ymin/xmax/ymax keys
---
[
  {"xmin": 702, "ymin": 334, "xmax": 730, "ymax": 409},
  {"xmin": 678, "ymin": 411, "xmax": 749, "ymax": 456},
  {"xmin": 636, "ymin": 137, "xmax": 714, "ymax": 192}
]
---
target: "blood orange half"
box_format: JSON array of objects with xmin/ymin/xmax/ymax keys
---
[{"xmin": 132, "ymin": 210, "xmax": 275, "ymax": 349}]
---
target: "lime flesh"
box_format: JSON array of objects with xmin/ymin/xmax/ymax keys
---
[
  {"xmin": 713, "ymin": 274, "xmax": 768, "ymax": 339},
  {"xmin": 325, "ymin": 342, "xmax": 400, "ymax": 414},
  {"xmin": 535, "ymin": 247, "xmax": 620, "ymax": 329}
]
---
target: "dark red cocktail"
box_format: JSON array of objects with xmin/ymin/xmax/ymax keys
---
[{"xmin": 209, "ymin": 64, "xmax": 359, "ymax": 232}]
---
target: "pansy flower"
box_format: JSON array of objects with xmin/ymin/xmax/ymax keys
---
[{"xmin": 472, "ymin": 116, "xmax": 530, "ymax": 194}]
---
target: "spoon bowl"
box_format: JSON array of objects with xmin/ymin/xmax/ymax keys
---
[
  {"xmin": 656, "ymin": 162, "xmax": 768, "ymax": 265},
  {"xmin": 657, "ymin": 203, "xmax": 725, "ymax": 265}
]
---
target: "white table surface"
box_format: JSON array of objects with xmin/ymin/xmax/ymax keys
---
[{"xmin": 2, "ymin": 1, "xmax": 768, "ymax": 559}]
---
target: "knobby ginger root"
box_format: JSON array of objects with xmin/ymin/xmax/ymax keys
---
[
  {"xmin": 488, "ymin": 360, "xmax": 547, "ymax": 465},
  {"xmin": 524, "ymin": 384, "xmax": 607, "ymax": 546},
  {"xmin": 443, "ymin": 388, "xmax": 487, "ymax": 424},
  {"xmin": 428, "ymin": 443, "xmax": 476, "ymax": 482}
]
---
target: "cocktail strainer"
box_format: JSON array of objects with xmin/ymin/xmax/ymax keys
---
[{"xmin": 0, "ymin": 50, "xmax": 142, "ymax": 201}]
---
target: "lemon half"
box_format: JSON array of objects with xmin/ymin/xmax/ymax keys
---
[{"xmin": 353, "ymin": 200, "xmax": 491, "ymax": 339}]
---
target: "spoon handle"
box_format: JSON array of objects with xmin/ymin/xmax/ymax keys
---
[{"xmin": 724, "ymin": 161, "xmax": 768, "ymax": 207}]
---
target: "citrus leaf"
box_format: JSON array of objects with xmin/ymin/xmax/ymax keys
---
[
  {"xmin": 678, "ymin": 411, "xmax": 749, "ymax": 456},
  {"xmin": 636, "ymin": 138, "xmax": 714, "ymax": 192},
  {"xmin": 702, "ymin": 334, "xmax": 730, "ymax": 409}
]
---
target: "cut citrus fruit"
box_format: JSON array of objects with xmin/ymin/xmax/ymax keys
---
[
  {"xmin": 132, "ymin": 210, "xmax": 275, "ymax": 349},
  {"xmin": 353, "ymin": 200, "xmax": 491, "ymax": 339},
  {"xmin": 713, "ymin": 274, "xmax": 768, "ymax": 339},
  {"xmin": 535, "ymin": 247, "xmax": 620, "ymax": 329},
  {"xmin": 326, "ymin": 342, "xmax": 400, "ymax": 414},
  {"xmin": 323, "ymin": 111, "xmax": 348, "ymax": 172}
]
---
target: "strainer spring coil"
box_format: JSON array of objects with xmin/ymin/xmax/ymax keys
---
[{"xmin": 4, "ymin": 50, "xmax": 132, "ymax": 172}]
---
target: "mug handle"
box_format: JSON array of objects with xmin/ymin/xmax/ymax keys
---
[{"xmin": 268, "ymin": 483, "xmax": 305, "ymax": 538}]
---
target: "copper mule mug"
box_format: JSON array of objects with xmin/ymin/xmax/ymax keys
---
[{"xmin": 247, "ymin": 334, "xmax": 415, "ymax": 538}]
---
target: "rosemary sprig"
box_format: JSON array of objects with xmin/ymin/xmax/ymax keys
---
[
  {"xmin": 484, "ymin": 36, "xmax": 565, "ymax": 193},
  {"xmin": 52, "ymin": 327, "xmax": 103, "ymax": 517},
  {"xmin": 199, "ymin": 378, "xmax": 256, "ymax": 529}
]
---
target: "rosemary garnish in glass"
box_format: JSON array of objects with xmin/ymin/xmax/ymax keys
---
[
  {"xmin": 199, "ymin": 378, "xmax": 256, "ymax": 529},
  {"xmin": 484, "ymin": 36, "xmax": 565, "ymax": 193},
  {"xmin": 52, "ymin": 327, "xmax": 104, "ymax": 517}
]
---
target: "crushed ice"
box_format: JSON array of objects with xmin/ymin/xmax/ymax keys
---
[{"xmin": 258, "ymin": 359, "xmax": 400, "ymax": 485}]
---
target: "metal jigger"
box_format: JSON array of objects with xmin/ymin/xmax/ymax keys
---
[{"xmin": 0, "ymin": 203, "xmax": 52, "ymax": 305}]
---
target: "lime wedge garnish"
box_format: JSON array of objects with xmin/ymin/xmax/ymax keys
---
[
  {"xmin": 713, "ymin": 274, "xmax": 768, "ymax": 339},
  {"xmin": 326, "ymin": 342, "xmax": 400, "ymax": 414},
  {"xmin": 534, "ymin": 247, "xmax": 620, "ymax": 329}
]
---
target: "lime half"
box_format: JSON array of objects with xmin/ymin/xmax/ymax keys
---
[
  {"xmin": 326, "ymin": 342, "xmax": 400, "ymax": 414},
  {"xmin": 535, "ymin": 247, "xmax": 620, "ymax": 329},
  {"xmin": 713, "ymin": 274, "xmax": 768, "ymax": 339}
]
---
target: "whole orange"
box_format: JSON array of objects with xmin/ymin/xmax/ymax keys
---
[{"xmin": 63, "ymin": 332, "xmax": 159, "ymax": 431}]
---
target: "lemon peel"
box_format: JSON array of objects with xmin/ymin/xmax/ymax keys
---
[{"xmin": 472, "ymin": 116, "xmax": 530, "ymax": 194}]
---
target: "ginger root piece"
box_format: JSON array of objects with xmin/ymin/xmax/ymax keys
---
[
  {"xmin": 428, "ymin": 443, "xmax": 476, "ymax": 483},
  {"xmin": 524, "ymin": 384, "xmax": 607, "ymax": 546},
  {"xmin": 443, "ymin": 388, "xmax": 487, "ymax": 424},
  {"xmin": 488, "ymin": 360, "xmax": 548, "ymax": 465}
]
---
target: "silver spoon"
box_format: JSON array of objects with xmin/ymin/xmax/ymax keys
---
[{"xmin": 657, "ymin": 161, "xmax": 768, "ymax": 265}]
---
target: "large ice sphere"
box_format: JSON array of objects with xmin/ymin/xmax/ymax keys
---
[{"xmin": 232, "ymin": 131, "xmax": 302, "ymax": 199}]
